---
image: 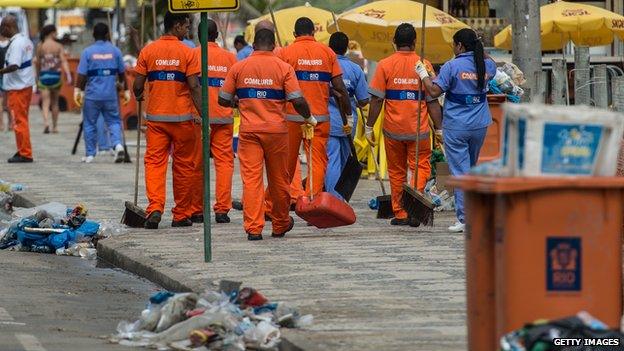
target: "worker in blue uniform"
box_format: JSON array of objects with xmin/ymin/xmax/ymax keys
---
[
  {"xmin": 416, "ymin": 28, "xmax": 497, "ymax": 233},
  {"xmin": 324, "ymin": 31, "xmax": 369, "ymax": 200},
  {"xmin": 74, "ymin": 23, "xmax": 130, "ymax": 164}
]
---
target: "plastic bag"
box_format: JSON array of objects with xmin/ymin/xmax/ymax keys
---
[
  {"xmin": 244, "ymin": 321, "xmax": 281, "ymax": 349},
  {"xmin": 155, "ymin": 293, "xmax": 198, "ymax": 332}
]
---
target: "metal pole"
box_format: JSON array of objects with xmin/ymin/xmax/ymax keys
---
[
  {"xmin": 267, "ymin": 1, "xmax": 283, "ymax": 47},
  {"xmin": 551, "ymin": 58, "xmax": 567, "ymax": 105},
  {"xmin": 512, "ymin": 0, "xmax": 542, "ymax": 102},
  {"xmin": 200, "ymin": 13, "xmax": 211, "ymax": 263},
  {"xmin": 574, "ymin": 46, "xmax": 591, "ymax": 105},
  {"xmin": 116, "ymin": 0, "xmax": 122, "ymax": 46},
  {"xmin": 593, "ymin": 64, "xmax": 608, "ymax": 109},
  {"xmin": 533, "ymin": 70, "xmax": 547, "ymax": 103},
  {"xmin": 613, "ymin": 76, "xmax": 624, "ymax": 112}
]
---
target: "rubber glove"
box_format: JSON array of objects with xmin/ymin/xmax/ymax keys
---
[
  {"xmin": 365, "ymin": 125, "xmax": 376, "ymax": 147},
  {"xmin": 122, "ymin": 90, "xmax": 131, "ymax": 105},
  {"xmin": 73, "ymin": 88, "xmax": 84, "ymax": 107},
  {"xmin": 415, "ymin": 60, "xmax": 430, "ymax": 80},
  {"xmin": 343, "ymin": 114, "xmax": 353, "ymax": 135}
]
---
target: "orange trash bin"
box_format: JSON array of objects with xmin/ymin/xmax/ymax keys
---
[
  {"xmin": 477, "ymin": 94, "xmax": 506, "ymax": 164},
  {"xmin": 450, "ymin": 176, "xmax": 624, "ymax": 351}
]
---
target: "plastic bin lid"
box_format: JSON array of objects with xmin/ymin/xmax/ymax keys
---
[{"xmin": 448, "ymin": 175, "xmax": 624, "ymax": 194}]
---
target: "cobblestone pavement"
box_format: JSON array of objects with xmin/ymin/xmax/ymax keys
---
[{"xmin": 0, "ymin": 108, "xmax": 467, "ymax": 351}]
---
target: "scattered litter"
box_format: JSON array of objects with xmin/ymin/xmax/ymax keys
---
[
  {"xmin": 424, "ymin": 179, "xmax": 454, "ymax": 212},
  {"xmin": 0, "ymin": 179, "xmax": 24, "ymax": 192},
  {"xmin": 111, "ymin": 282, "xmax": 313, "ymax": 350},
  {"xmin": 0, "ymin": 203, "xmax": 101, "ymax": 258},
  {"xmin": 501, "ymin": 311, "xmax": 624, "ymax": 351},
  {"xmin": 488, "ymin": 63, "xmax": 525, "ymax": 103}
]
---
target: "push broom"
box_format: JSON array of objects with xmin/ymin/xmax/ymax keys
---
[
  {"xmin": 401, "ymin": 1, "xmax": 435, "ymax": 226},
  {"xmin": 121, "ymin": 2, "xmax": 147, "ymax": 228}
]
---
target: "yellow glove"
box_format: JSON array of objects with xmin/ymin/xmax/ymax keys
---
[
  {"xmin": 365, "ymin": 125, "xmax": 376, "ymax": 147},
  {"xmin": 122, "ymin": 90, "xmax": 131, "ymax": 105},
  {"xmin": 73, "ymin": 88, "xmax": 84, "ymax": 107},
  {"xmin": 301, "ymin": 123, "xmax": 314, "ymax": 140}
]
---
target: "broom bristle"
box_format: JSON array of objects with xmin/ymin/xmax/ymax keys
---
[
  {"xmin": 121, "ymin": 201, "xmax": 147, "ymax": 228},
  {"xmin": 402, "ymin": 184, "xmax": 435, "ymax": 226}
]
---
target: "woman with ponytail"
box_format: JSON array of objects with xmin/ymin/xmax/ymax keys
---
[{"xmin": 415, "ymin": 28, "xmax": 496, "ymax": 233}]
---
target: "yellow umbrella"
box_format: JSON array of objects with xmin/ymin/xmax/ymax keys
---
[
  {"xmin": 54, "ymin": 0, "xmax": 139, "ymax": 8},
  {"xmin": 494, "ymin": 0, "xmax": 624, "ymax": 51},
  {"xmin": 244, "ymin": 2, "xmax": 333, "ymax": 46},
  {"xmin": 328, "ymin": 0, "xmax": 468, "ymax": 63},
  {"xmin": 0, "ymin": 0, "xmax": 57, "ymax": 7}
]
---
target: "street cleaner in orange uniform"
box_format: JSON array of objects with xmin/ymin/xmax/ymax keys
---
[
  {"xmin": 277, "ymin": 17, "xmax": 352, "ymax": 199},
  {"xmin": 133, "ymin": 12, "xmax": 202, "ymax": 229},
  {"xmin": 366, "ymin": 23, "xmax": 443, "ymax": 226},
  {"xmin": 218, "ymin": 28, "xmax": 315, "ymax": 241},
  {"xmin": 191, "ymin": 19, "xmax": 236, "ymax": 224}
]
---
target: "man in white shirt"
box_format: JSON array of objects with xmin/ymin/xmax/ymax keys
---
[{"xmin": 0, "ymin": 15, "xmax": 35, "ymax": 163}]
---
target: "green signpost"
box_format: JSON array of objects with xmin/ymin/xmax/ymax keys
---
[{"xmin": 169, "ymin": 0, "xmax": 240, "ymax": 262}]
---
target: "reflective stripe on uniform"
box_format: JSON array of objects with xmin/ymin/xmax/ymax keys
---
[
  {"xmin": 87, "ymin": 68, "xmax": 119, "ymax": 77},
  {"xmin": 445, "ymin": 92, "xmax": 487, "ymax": 105},
  {"xmin": 219, "ymin": 90, "xmax": 233, "ymax": 100},
  {"xmin": 286, "ymin": 91, "xmax": 303, "ymax": 100},
  {"xmin": 236, "ymin": 88, "xmax": 285, "ymax": 100},
  {"xmin": 147, "ymin": 70, "xmax": 186, "ymax": 82},
  {"xmin": 295, "ymin": 71, "xmax": 332, "ymax": 82},
  {"xmin": 209, "ymin": 117, "xmax": 233, "ymax": 124},
  {"xmin": 383, "ymin": 129, "xmax": 430, "ymax": 141},
  {"xmin": 145, "ymin": 114, "xmax": 194, "ymax": 122},
  {"xmin": 286, "ymin": 114, "xmax": 329, "ymax": 123},
  {"xmin": 368, "ymin": 87, "xmax": 385, "ymax": 98}
]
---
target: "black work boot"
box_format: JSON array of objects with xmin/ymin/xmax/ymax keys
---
[
  {"xmin": 172, "ymin": 218, "xmax": 193, "ymax": 227},
  {"xmin": 247, "ymin": 233, "xmax": 263, "ymax": 241},
  {"xmin": 190, "ymin": 213, "xmax": 204, "ymax": 223},
  {"xmin": 144, "ymin": 211, "xmax": 162, "ymax": 230},
  {"xmin": 390, "ymin": 218, "xmax": 410, "ymax": 226},
  {"xmin": 215, "ymin": 213, "xmax": 230, "ymax": 224},
  {"xmin": 272, "ymin": 216, "xmax": 295, "ymax": 238}
]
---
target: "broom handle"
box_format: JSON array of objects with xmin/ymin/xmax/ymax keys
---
[
  {"xmin": 358, "ymin": 106, "xmax": 387, "ymax": 196},
  {"xmin": 414, "ymin": 1, "xmax": 427, "ymax": 190},
  {"xmin": 134, "ymin": 101, "xmax": 142, "ymax": 205},
  {"xmin": 268, "ymin": 1, "xmax": 283, "ymax": 47},
  {"xmin": 134, "ymin": 2, "xmax": 145, "ymax": 206},
  {"xmin": 308, "ymin": 138, "xmax": 313, "ymax": 200}
]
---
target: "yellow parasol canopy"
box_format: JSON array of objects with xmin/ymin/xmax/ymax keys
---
[
  {"xmin": 328, "ymin": 0, "xmax": 469, "ymax": 63},
  {"xmin": 0, "ymin": 0, "xmax": 57, "ymax": 8},
  {"xmin": 245, "ymin": 2, "xmax": 333, "ymax": 46},
  {"xmin": 54, "ymin": 0, "xmax": 140, "ymax": 8},
  {"xmin": 494, "ymin": 0, "xmax": 624, "ymax": 51}
]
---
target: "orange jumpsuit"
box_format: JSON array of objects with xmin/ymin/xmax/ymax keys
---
[
  {"xmin": 277, "ymin": 36, "xmax": 343, "ymax": 196},
  {"xmin": 369, "ymin": 52, "xmax": 433, "ymax": 220},
  {"xmin": 220, "ymin": 50, "xmax": 303, "ymax": 235},
  {"xmin": 135, "ymin": 35, "xmax": 200, "ymax": 221},
  {"xmin": 192, "ymin": 42, "xmax": 236, "ymax": 216}
]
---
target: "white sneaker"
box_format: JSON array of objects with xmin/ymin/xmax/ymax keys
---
[
  {"xmin": 82, "ymin": 155, "xmax": 94, "ymax": 163},
  {"xmin": 448, "ymin": 221, "xmax": 466, "ymax": 233},
  {"xmin": 114, "ymin": 144, "xmax": 125, "ymax": 163}
]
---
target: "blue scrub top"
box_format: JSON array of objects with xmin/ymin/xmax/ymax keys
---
[
  {"xmin": 328, "ymin": 55, "xmax": 368, "ymax": 137},
  {"xmin": 236, "ymin": 45, "xmax": 253, "ymax": 61},
  {"xmin": 182, "ymin": 38, "xmax": 196, "ymax": 48},
  {"xmin": 77, "ymin": 40, "xmax": 125, "ymax": 101},
  {"xmin": 433, "ymin": 52, "xmax": 497, "ymax": 131}
]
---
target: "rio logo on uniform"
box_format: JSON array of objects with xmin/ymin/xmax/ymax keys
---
[{"xmin": 546, "ymin": 237, "xmax": 581, "ymax": 291}]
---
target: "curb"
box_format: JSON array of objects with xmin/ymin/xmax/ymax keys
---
[{"xmin": 97, "ymin": 240, "xmax": 199, "ymax": 293}]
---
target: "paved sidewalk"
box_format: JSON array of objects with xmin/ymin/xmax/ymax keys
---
[{"xmin": 1, "ymin": 108, "xmax": 467, "ymax": 351}]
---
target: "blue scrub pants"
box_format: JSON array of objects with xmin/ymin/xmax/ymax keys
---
[
  {"xmin": 97, "ymin": 114, "xmax": 111, "ymax": 151},
  {"xmin": 325, "ymin": 135, "xmax": 351, "ymax": 200},
  {"xmin": 83, "ymin": 99, "xmax": 122, "ymax": 157},
  {"xmin": 443, "ymin": 127, "xmax": 488, "ymax": 223}
]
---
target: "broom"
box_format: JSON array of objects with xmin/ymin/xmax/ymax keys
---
[
  {"xmin": 358, "ymin": 107, "xmax": 393, "ymax": 218},
  {"xmin": 121, "ymin": 2, "xmax": 147, "ymax": 228},
  {"xmin": 401, "ymin": 1, "xmax": 435, "ymax": 226}
]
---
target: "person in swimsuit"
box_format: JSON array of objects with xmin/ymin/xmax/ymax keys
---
[{"xmin": 35, "ymin": 25, "xmax": 71, "ymax": 134}]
